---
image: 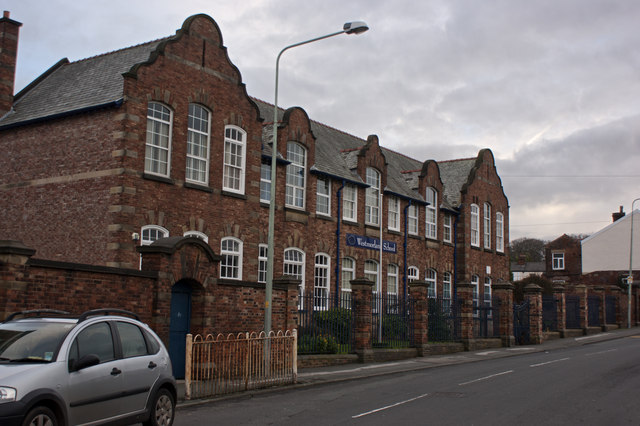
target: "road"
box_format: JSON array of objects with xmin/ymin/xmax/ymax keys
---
[{"xmin": 174, "ymin": 335, "xmax": 640, "ymax": 425}]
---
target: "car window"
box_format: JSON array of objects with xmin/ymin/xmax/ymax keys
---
[
  {"xmin": 116, "ymin": 321, "xmax": 148, "ymax": 358},
  {"xmin": 0, "ymin": 322, "xmax": 72, "ymax": 362},
  {"xmin": 71, "ymin": 322, "xmax": 115, "ymax": 364},
  {"xmin": 143, "ymin": 329, "xmax": 161, "ymax": 354}
]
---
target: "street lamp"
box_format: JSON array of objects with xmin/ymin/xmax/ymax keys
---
[
  {"xmin": 628, "ymin": 198, "xmax": 640, "ymax": 328},
  {"xmin": 264, "ymin": 21, "xmax": 369, "ymax": 334}
]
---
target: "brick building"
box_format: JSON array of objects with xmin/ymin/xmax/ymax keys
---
[
  {"xmin": 0, "ymin": 13, "xmax": 510, "ymax": 367},
  {"xmin": 544, "ymin": 234, "xmax": 583, "ymax": 283}
]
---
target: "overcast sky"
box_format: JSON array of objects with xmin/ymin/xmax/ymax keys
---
[{"xmin": 6, "ymin": 0, "xmax": 640, "ymax": 242}]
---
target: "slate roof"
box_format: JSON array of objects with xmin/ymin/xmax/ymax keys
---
[
  {"xmin": 1, "ymin": 28, "xmax": 480, "ymax": 212},
  {"xmin": 0, "ymin": 39, "xmax": 166, "ymax": 127}
]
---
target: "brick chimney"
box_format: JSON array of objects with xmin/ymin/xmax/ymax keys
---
[
  {"xmin": 0, "ymin": 11, "xmax": 22, "ymax": 116},
  {"xmin": 612, "ymin": 206, "xmax": 625, "ymax": 222}
]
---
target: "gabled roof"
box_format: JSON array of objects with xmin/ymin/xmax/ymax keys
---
[
  {"xmin": 0, "ymin": 40, "xmax": 166, "ymax": 128},
  {"xmin": 2, "ymin": 13, "xmax": 488, "ymax": 213}
]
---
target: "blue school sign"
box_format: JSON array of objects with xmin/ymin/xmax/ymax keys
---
[{"xmin": 346, "ymin": 233, "xmax": 397, "ymax": 253}]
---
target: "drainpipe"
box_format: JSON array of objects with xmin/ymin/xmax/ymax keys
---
[
  {"xmin": 335, "ymin": 180, "xmax": 345, "ymax": 306},
  {"xmin": 403, "ymin": 200, "xmax": 411, "ymax": 298},
  {"xmin": 453, "ymin": 210, "xmax": 460, "ymax": 303}
]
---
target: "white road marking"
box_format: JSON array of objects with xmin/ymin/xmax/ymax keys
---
[
  {"xmin": 530, "ymin": 357, "xmax": 570, "ymax": 367},
  {"xmin": 476, "ymin": 351, "xmax": 499, "ymax": 355},
  {"xmin": 298, "ymin": 362, "xmax": 407, "ymax": 377},
  {"xmin": 458, "ymin": 370, "xmax": 514, "ymax": 386},
  {"xmin": 585, "ymin": 348, "xmax": 617, "ymax": 356},
  {"xmin": 352, "ymin": 393, "xmax": 431, "ymax": 418},
  {"xmin": 575, "ymin": 333, "xmax": 611, "ymax": 341}
]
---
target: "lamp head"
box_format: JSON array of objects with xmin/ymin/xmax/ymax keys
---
[{"xmin": 343, "ymin": 21, "xmax": 369, "ymax": 35}]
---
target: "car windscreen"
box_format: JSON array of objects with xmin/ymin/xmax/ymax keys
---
[{"xmin": 0, "ymin": 321, "xmax": 75, "ymax": 362}]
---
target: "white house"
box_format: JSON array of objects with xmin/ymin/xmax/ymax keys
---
[{"xmin": 581, "ymin": 209, "xmax": 640, "ymax": 274}]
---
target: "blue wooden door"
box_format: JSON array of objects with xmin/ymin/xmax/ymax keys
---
[{"xmin": 169, "ymin": 281, "xmax": 192, "ymax": 379}]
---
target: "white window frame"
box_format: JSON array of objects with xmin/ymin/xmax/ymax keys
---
[
  {"xmin": 387, "ymin": 264, "xmax": 399, "ymax": 295},
  {"xmin": 364, "ymin": 259, "xmax": 379, "ymax": 290},
  {"xmin": 408, "ymin": 266, "xmax": 419, "ymax": 283},
  {"xmin": 425, "ymin": 187, "xmax": 437, "ymax": 239},
  {"xmin": 223, "ymin": 125, "xmax": 247, "ymax": 194},
  {"xmin": 220, "ymin": 237, "xmax": 243, "ymax": 280},
  {"xmin": 365, "ymin": 168, "xmax": 380, "ymax": 226},
  {"xmin": 260, "ymin": 162, "xmax": 271, "ymax": 203},
  {"xmin": 284, "ymin": 248, "xmax": 306, "ymax": 300},
  {"xmin": 258, "ymin": 244, "xmax": 268, "ymax": 283},
  {"xmin": 426, "ymin": 269, "xmax": 437, "ymax": 298},
  {"xmin": 316, "ymin": 177, "xmax": 331, "ymax": 216},
  {"xmin": 343, "ymin": 184, "xmax": 357, "ymax": 222},
  {"xmin": 443, "ymin": 214, "xmax": 452, "ymax": 243},
  {"xmin": 552, "ymin": 252, "xmax": 565, "ymax": 270},
  {"xmin": 186, "ymin": 104, "xmax": 210, "ymax": 185},
  {"xmin": 286, "ymin": 142, "xmax": 306, "ymax": 209},
  {"xmin": 470, "ymin": 204, "xmax": 480, "ymax": 247},
  {"xmin": 443, "ymin": 272, "xmax": 452, "ymax": 311},
  {"xmin": 472, "ymin": 275, "xmax": 479, "ymax": 316},
  {"xmin": 408, "ymin": 204, "xmax": 418, "ymax": 235},
  {"xmin": 341, "ymin": 257, "xmax": 355, "ymax": 308},
  {"xmin": 496, "ymin": 212, "xmax": 504, "ymax": 253},
  {"xmin": 141, "ymin": 225, "xmax": 168, "ymax": 246},
  {"xmin": 484, "ymin": 277, "xmax": 492, "ymax": 307},
  {"xmin": 388, "ymin": 196, "xmax": 400, "ymax": 231},
  {"xmin": 145, "ymin": 102, "xmax": 172, "ymax": 177},
  {"xmin": 484, "ymin": 203, "xmax": 491, "ymax": 249},
  {"xmin": 183, "ymin": 231, "xmax": 208, "ymax": 243},
  {"xmin": 314, "ymin": 253, "xmax": 331, "ymax": 310}
]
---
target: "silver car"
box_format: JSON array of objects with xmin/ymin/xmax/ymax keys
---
[{"xmin": 0, "ymin": 309, "xmax": 176, "ymax": 426}]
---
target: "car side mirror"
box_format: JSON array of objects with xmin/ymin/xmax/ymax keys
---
[{"xmin": 72, "ymin": 354, "xmax": 100, "ymax": 371}]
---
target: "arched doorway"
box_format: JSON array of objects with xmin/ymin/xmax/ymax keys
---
[{"xmin": 169, "ymin": 280, "xmax": 192, "ymax": 379}]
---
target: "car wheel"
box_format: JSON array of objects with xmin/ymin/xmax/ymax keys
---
[
  {"xmin": 22, "ymin": 406, "xmax": 58, "ymax": 426},
  {"xmin": 143, "ymin": 388, "xmax": 175, "ymax": 426}
]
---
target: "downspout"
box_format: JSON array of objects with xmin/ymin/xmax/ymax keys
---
[
  {"xmin": 453, "ymin": 210, "xmax": 460, "ymax": 303},
  {"xmin": 403, "ymin": 200, "xmax": 411, "ymax": 298},
  {"xmin": 335, "ymin": 180, "xmax": 345, "ymax": 306}
]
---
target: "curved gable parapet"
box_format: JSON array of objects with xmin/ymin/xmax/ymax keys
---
[
  {"xmin": 124, "ymin": 14, "xmax": 239, "ymax": 84},
  {"xmin": 358, "ymin": 135, "xmax": 388, "ymax": 168},
  {"xmin": 419, "ymin": 159, "xmax": 443, "ymax": 186},
  {"xmin": 460, "ymin": 148, "xmax": 507, "ymax": 201},
  {"xmin": 281, "ymin": 106, "xmax": 316, "ymax": 145}
]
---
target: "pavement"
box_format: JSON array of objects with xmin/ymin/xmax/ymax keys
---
[{"xmin": 176, "ymin": 326, "xmax": 640, "ymax": 407}]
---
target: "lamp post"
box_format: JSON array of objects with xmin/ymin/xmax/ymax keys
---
[
  {"xmin": 628, "ymin": 198, "xmax": 640, "ymax": 328},
  {"xmin": 264, "ymin": 21, "xmax": 369, "ymax": 335}
]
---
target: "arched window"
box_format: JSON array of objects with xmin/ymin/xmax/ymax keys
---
[
  {"xmin": 425, "ymin": 187, "xmax": 437, "ymax": 239},
  {"xmin": 223, "ymin": 126, "xmax": 247, "ymax": 194},
  {"xmin": 186, "ymin": 104, "xmax": 210, "ymax": 184},
  {"xmin": 496, "ymin": 212, "xmax": 504, "ymax": 253},
  {"xmin": 286, "ymin": 142, "xmax": 306, "ymax": 208},
  {"xmin": 470, "ymin": 204, "xmax": 480, "ymax": 247},
  {"xmin": 364, "ymin": 259, "xmax": 379, "ymax": 291},
  {"xmin": 183, "ymin": 230, "xmax": 208, "ymax": 243},
  {"xmin": 341, "ymin": 257, "xmax": 355, "ymax": 308},
  {"xmin": 407, "ymin": 266, "xmax": 419, "ymax": 283},
  {"xmin": 365, "ymin": 168, "xmax": 380, "ymax": 226},
  {"xmin": 145, "ymin": 102, "xmax": 172, "ymax": 177},
  {"xmin": 387, "ymin": 264, "xmax": 398, "ymax": 295},
  {"xmin": 220, "ymin": 237, "xmax": 242, "ymax": 280},
  {"xmin": 484, "ymin": 203, "xmax": 491, "ymax": 249},
  {"xmin": 141, "ymin": 225, "xmax": 169, "ymax": 246},
  {"xmin": 314, "ymin": 253, "xmax": 331, "ymax": 310},
  {"xmin": 443, "ymin": 272, "xmax": 452, "ymax": 311},
  {"xmin": 284, "ymin": 248, "xmax": 305, "ymax": 298},
  {"xmin": 471, "ymin": 275, "xmax": 479, "ymax": 316},
  {"xmin": 426, "ymin": 268, "xmax": 437, "ymax": 298}
]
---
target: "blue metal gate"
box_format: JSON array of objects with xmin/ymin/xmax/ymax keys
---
[
  {"xmin": 588, "ymin": 295, "xmax": 601, "ymax": 327},
  {"xmin": 565, "ymin": 295, "xmax": 581, "ymax": 329},
  {"xmin": 605, "ymin": 296, "xmax": 616, "ymax": 324},
  {"xmin": 542, "ymin": 295, "xmax": 558, "ymax": 331},
  {"xmin": 513, "ymin": 301, "xmax": 530, "ymax": 345}
]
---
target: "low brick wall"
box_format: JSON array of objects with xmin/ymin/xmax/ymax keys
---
[
  {"xmin": 420, "ymin": 342, "xmax": 466, "ymax": 355},
  {"xmin": 298, "ymin": 354, "xmax": 359, "ymax": 369}
]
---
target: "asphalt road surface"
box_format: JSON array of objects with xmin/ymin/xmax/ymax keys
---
[{"xmin": 174, "ymin": 335, "xmax": 640, "ymax": 425}]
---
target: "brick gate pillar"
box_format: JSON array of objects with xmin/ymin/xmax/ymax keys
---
[
  {"xmin": 492, "ymin": 281, "xmax": 515, "ymax": 347},
  {"xmin": 575, "ymin": 284, "xmax": 588, "ymax": 333},
  {"xmin": 608, "ymin": 286, "xmax": 622, "ymax": 327},
  {"xmin": 456, "ymin": 282, "xmax": 474, "ymax": 349},
  {"xmin": 0, "ymin": 241, "xmax": 36, "ymax": 318},
  {"xmin": 524, "ymin": 283, "xmax": 543, "ymax": 344},
  {"xmin": 409, "ymin": 280, "xmax": 429, "ymax": 355},
  {"xmin": 594, "ymin": 286, "xmax": 606, "ymax": 331},
  {"xmin": 350, "ymin": 277, "xmax": 374, "ymax": 363},
  {"xmin": 553, "ymin": 283, "xmax": 567, "ymax": 337},
  {"xmin": 274, "ymin": 276, "xmax": 300, "ymax": 332}
]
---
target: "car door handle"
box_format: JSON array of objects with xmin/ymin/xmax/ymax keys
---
[
  {"xmin": 111, "ymin": 368, "xmax": 122, "ymax": 376},
  {"xmin": 148, "ymin": 361, "xmax": 157, "ymax": 369}
]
